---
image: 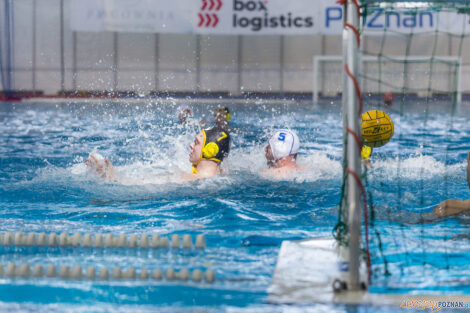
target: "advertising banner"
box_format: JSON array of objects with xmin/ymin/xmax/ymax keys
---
[
  {"xmin": 70, "ymin": 0, "xmax": 470, "ymax": 35},
  {"xmin": 194, "ymin": 0, "xmax": 333, "ymax": 35},
  {"xmin": 70, "ymin": 0, "xmax": 195, "ymax": 33}
]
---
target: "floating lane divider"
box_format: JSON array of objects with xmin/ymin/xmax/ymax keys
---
[
  {"xmin": 0, "ymin": 232, "xmax": 206, "ymax": 249},
  {"xmin": 0, "ymin": 262, "xmax": 215, "ymax": 283}
]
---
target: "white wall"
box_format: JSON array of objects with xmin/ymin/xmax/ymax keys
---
[{"xmin": 2, "ymin": 0, "xmax": 470, "ymax": 96}]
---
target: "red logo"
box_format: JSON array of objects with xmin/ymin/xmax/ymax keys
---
[{"xmin": 198, "ymin": 0, "xmax": 222, "ymax": 28}]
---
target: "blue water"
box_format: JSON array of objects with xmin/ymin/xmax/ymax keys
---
[{"xmin": 0, "ymin": 99, "xmax": 470, "ymax": 312}]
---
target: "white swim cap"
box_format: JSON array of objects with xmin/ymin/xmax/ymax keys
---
[{"xmin": 268, "ymin": 129, "xmax": 300, "ymax": 161}]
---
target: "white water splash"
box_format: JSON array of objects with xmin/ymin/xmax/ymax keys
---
[{"xmin": 370, "ymin": 153, "xmax": 464, "ymax": 181}]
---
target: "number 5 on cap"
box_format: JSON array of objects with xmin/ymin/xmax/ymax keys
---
[{"xmin": 278, "ymin": 133, "xmax": 286, "ymax": 141}]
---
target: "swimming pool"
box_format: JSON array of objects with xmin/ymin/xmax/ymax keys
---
[{"xmin": 0, "ymin": 98, "xmax": 469, "ymax": 312}]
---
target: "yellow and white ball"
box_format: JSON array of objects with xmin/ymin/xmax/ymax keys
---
[{"xmin": 361, "ymin": 110, "xmax": 394, "ymax": 148}]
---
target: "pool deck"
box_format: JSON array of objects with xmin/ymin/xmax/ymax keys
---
[{"xmin": 268, "ymin": 237, "xmax": 470, "ymax": 306}]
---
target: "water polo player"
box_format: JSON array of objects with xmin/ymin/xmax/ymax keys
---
[
  {"xmin": 188, "ymin": 127, "xmax": 231, "ymax": 178},
  {"xmin": 200, "ymin": 107, "xmax": 231, "ymax": 130},
  {"xmin": 213, "ymin": 107, "xmax": 231, "ymax": 130},
  {"xmin": 86, "ymin": 127, "xmax": 230, "ymax": 181},
  {"xmin": 177, "ymin": 104, "xmax": 192, "ymax": 124},
  {"xmin": 264, "ymin": 129, "xmax": 302, "ymax": 175}
]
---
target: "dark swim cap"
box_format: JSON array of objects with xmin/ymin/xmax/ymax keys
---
[{"xmin": 201, "ymin": 127, "xmax": 231, "ymax": 163}]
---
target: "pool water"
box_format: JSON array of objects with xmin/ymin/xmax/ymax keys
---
[{"xmin": 0, "ymin": 99, "xmax": 469, "ymax": 312}]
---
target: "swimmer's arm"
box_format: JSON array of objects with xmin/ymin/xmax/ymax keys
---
[
  {"xmin": 428, "ymin": 152, "xmax": 470, "ymax": 218},
  {"xmin": 431, "ymin": 199, "xmax": 470, "ymax": 218},
  {"xmin": 103, "ymin": 158, "xmax": 117, "ymax": 182},
  {"xmin": 181, "ymin": 172, "xmax": 199, "ymax": 181},
  {"xmin": 86, "ymin": 154, "xmax": 117, "ymax": 182}
]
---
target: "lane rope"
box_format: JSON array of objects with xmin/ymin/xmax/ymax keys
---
[
  {"xmin": 0, "ymin": 232, "xmax": 206, "ymax": 249},
  {"xmin": 0, "ymin": 262, "xmax": 215, "ymax": 283}
]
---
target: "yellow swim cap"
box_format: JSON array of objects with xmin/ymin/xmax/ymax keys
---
[
  {"xmin": 361, "ymin": 145, "xmax": 372, "ymax": 161},
  {"xmin": 200, "ymin": 127, "xmax": 231, "ymax": 163}
]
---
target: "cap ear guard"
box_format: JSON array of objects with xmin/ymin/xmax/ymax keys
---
[
  {"xmin": 224, "ymin": 107, "xmax": 231, "ymax": 121},
  {"xmin": 202, "ymin": 142, "xmax": 219, "ymax": 159}
]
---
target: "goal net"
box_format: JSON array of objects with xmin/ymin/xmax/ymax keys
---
[
  {"xmin": 314, "ymin": 55, "xmax": 461, "ymax": 102},
  {"xmin": 336, "ymin": 0, "xmax": 470, "ymax": 295}
]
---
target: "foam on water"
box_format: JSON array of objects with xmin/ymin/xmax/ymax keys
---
[{"xmin": 370, "ymin": 154, "xmax": 465, "ymax": 181}]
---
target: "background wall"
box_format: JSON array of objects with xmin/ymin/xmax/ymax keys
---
[{"xmin": 1, "ymin": 0, "xmax": 469, "ymax": 97}]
